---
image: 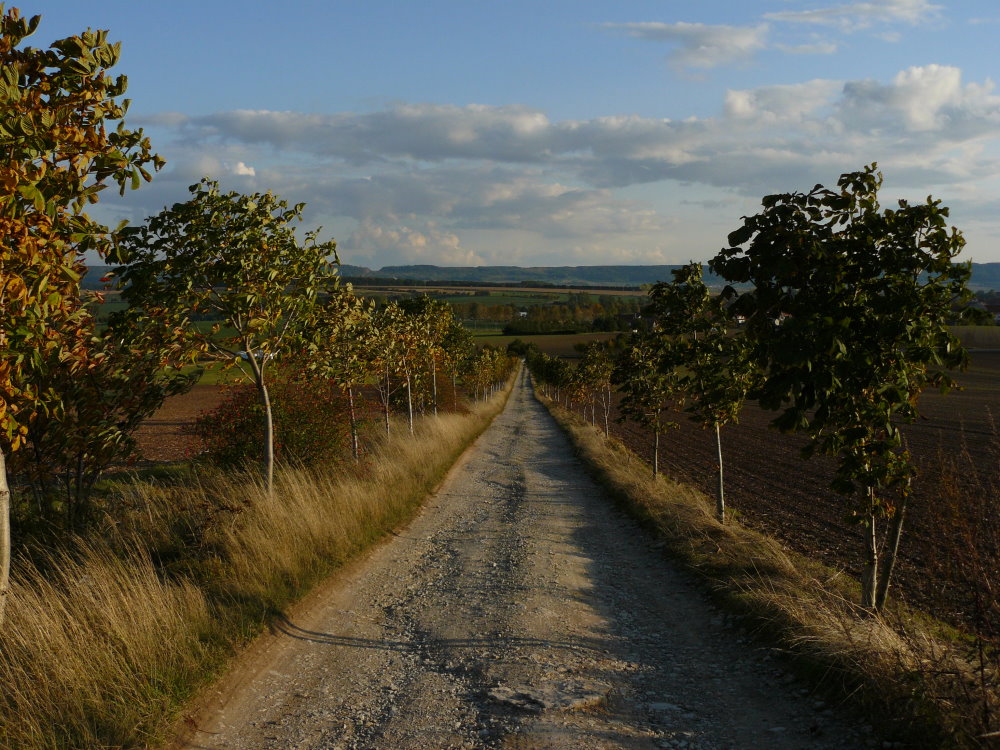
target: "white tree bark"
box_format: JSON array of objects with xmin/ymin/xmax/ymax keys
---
[
  {"xmin": 0, "ymin": 449, "xmax": 12, "ymax": 626},
  {"xmin": 715, "ymin": 423, "xmax": 725, "ymax": 523},
  {"xmin": 861, "ymin": 495, "xmax": 879, "ymax": 610}
]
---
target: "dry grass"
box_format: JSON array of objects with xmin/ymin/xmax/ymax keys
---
[
  {"xmin": 539, "ymin": 395, "xmax": 997, "ymax": 749},
  {"xmin": 0, "ymin": 382, "xmax": 515, "ymax": 750}
]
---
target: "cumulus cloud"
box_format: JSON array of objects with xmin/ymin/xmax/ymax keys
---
[
  {"xmin": 602, "ymin": 21, "xmax": 769, "ymax": 69},
  {"xmin": 145, "ymin": 65, "xmax": 1000, "ymax": 199},
  {"xmin": 764, "ymin": 0, "xmax": 942, "ymax": 32},
  {"xmin": 108, "ymin": 63, "xmax": 1000, "ymax": 266},
  {"xmin": 345, "ymin": 218, "xmax": 483, "ymax": 266},
  {"xmin": 839, "ymin": 65, "xmax": 1000, "ymax": 133},
  {"xmin": 725, "ymin": 80, "xmax": 843, "ymax": 121},
  {"xmin": 230, "ymin": 161, "xmax": 256, "ymax": 176}
]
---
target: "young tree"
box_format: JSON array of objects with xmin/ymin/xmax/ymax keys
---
[
  {"xmin": 111, "ymin": 180, "xmax": 338, "ymax": 493},
  {"xmin": 368, "ymin": 302, "xmax": 424, "ymax": 435},
  {"xmin": 577, "ymin": 341, "xmax": 615, "ymax": 437},
  {"xmin": 613, "ymin": 333, "xmax": 677, "ymax": 479},
  {"xmin": 11, "ymin": 308, "xmax": 197, "ymax": 527},
  {"xmin": 647, "ymin": 263, "xmax": 760, "ymax": 522},
  {"xmin": 399, "ymin": 296, "xmax": 454, "ymax": 416},
  {"xmin": 441, "ymin": 320, "xmax": 475, "ymax": 410},
  {"xmin": 0, "ymin": 8, "xmax": 161, "ymax": 623},
  {"xmin": 711, "ymin": 164, "xmax": 970, "ymax": 610},
  {"xmin": 306, "ymin": 287, "xmax": 373, "ymax": 461}
]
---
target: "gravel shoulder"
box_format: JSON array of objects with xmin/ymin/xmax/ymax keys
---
[{"xmin": 175, "ymin": 375, "xmax": 871, "ymax": 750}]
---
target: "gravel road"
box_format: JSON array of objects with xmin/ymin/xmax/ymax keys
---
[{"xmin": 178, "ymin": 374, "xmax": 874, "ymax": 750}]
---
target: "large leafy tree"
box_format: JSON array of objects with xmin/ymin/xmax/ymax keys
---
[
  {"xmin": 111, "ymin": 180, "xmax": 338, "ymax": 493},
  {"xmin": 0, "ymin": 7, "xmax": 161, "ymax": 623},
  {"xmin": 711, "ymin": 165, "xmax": 970, "ymax": 610}
]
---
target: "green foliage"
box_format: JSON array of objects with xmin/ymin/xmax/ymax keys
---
[
  {"xmin": 192, "ymin": 368, "xmax": 353, "ymax": 469},
  {"xmin": 0, "ymin": 6, "xmax": 161, "ymax": 454},
  {"xmin": 647, "ymin": 263, "xmax": 759, "ymax": 430},
  {"xmin": 10, "ymin": 309, "xmax": 198, "ymax": 527},
  {"xmin": 711, "ymin": 164, "xmax": 970, "ymax": 507},
  {"xmin": 111, "ymin": 179, "xmax": 338, "ymax": 369},
  {"xmin": 111, "ymin": 179, "xmax": 339, "ymax": 488}
]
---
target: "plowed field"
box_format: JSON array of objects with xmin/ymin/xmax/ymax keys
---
[{"xmin": 603, "ymin": 351, "xmax": 1000, "ymax": 620}]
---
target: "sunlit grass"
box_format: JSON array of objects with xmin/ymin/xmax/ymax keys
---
[
  {"xmin": 538, "ymin": 392, "xmax": 996, "ymax": 749},
  {"xmin": 0, "ymin": 378, "xmax": 516, "ymax": 749}
]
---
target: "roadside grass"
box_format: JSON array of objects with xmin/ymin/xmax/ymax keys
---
[
  {"xmin": 536, "ymin": 392, "xmax": 997, "ymax": 749},
  {"xmin": 0, "ymin": 377, "xmax": 516, "ymax": 750}
]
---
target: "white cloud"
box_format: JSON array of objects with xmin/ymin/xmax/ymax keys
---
[
  {"xmin": 602, "ymin": 21, "xmax": 769, "ymax": 69},
  {"xmin": 840, "ymin": 65, "xmax": 1000, "ymax": 133},
  {"xmin": 346, "ymin": 218, "xmax": 483, "ymax": 266},
  {"xmin": 725, "ymin": 80, "xmax": 843, "ymax": 121},
  {"xmin": 774, "ymin": 41, "xmax": 839, "ymax": 54},
  {"xmin": 764, "ymin": 0, "xmax": 942, "ymax": 32},
  {"xmin": 106, "ymin": 64, "xmax": 1000, "ymax": 267},
  {"xmin": 231, "ymin": 161, "xmax": 256, "ymax": 177}
]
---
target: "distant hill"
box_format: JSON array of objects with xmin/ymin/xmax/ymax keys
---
[
  {"xmin": 84, "ymin": 261, "xmax": 1000, "ymax": 291},
  {"xmin": 342, "ymin": 262, "xmax": 1000, "ymax": 290}
]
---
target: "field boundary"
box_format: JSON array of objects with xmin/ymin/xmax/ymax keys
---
[{"xmin": 534, "ymin": 386, "xmax": 992, "ymax": 749}]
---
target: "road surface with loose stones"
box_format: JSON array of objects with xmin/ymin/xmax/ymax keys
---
[{"xmin": 177, "ymin": 373, "xmax": 876, "ymax": 750}]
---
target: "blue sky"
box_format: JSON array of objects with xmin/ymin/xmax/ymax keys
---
[{"xmin": 29, "ymin": 0, "xmax": 1000, "ymax": 266}]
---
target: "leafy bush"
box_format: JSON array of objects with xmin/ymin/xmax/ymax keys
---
[{"xmin": 192, "ymin": 368, "xmax": 357, "ymax": 469}]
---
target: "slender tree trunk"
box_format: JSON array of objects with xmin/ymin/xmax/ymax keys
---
[
  {"xmin": 406, "ymin": 374, "xmax": 414, "ymax": 435},
  {"xmin": 875, "ymin": 492, "xmax": 909, "ymax": 612},
  {"xmin": 383, "ymin": 365, "xmax": 391, "ymax": 436},
  {"xmin": 347, "ymin": 385, "xmax": 360, "ymax": 461},
  {"xmin": 861, "ymin": 492, "xmax": 879, "ymax": 610},
  {"xmin": 0, "ymin": 450, "xmax": 11, "ymax": 626},
  {"xmin": 431, "ymin": 357, "xmax": 438, "ymax": 416},
  {"xmin": 259, "ymin": 379, "xmax": 275, "ymax": 494},
  {"xmin": 452, "ymin": 372, "xmax": 458, "ymax": 410},
  {"xmin": 603, "ymin": 389, "xmax": 610, "ymax": 437},
  {"xmin": 715, "ymin": 422, "xmax": 725, "ymax": 523},
  {"xmin": 653, "ymin": 430, "xmax": 659, "ymax": 478}
]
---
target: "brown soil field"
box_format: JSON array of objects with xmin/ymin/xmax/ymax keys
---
[
  {"xmin": 133, "ymin": 384, "xmax": 225, "ymax": 463},
  {"xmin": 597, "ymin": 350, "xmax": 1000, "ymax": 622}
]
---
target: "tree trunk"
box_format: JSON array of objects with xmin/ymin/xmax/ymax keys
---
[
  {"xmin": 406, "ymin": 374, "xmax": 414, "ymax": 435},
  {"xmin": 603, "ymin": 389, "xmax": 610, "ymax": 437},
  {"xmin": 347, "ymin": 385, "xmax": 360, "ymax": 462},
  {"xmin": 259, "ymin": 379, "xmax": 275, "ymax": 495},
  {"xmin": 715, "ymin": 422, "xmax": 725, "ymax": 523},
  {"xmin": 861, "ymin": 494, "xmax": 879, "ymax": 610},
  {"xmin": 431, "ymin": 357, "xmax": 438, "ymax": 416},
  {"xmin": 248, "ymin": 352, "xmax": 274, "ymax": 494},
  {"xmin": 383, "ymin": 365, "xmax": 391, "ymax": 436},
  {"xmin": 653, "ymin": 430, "xmax": 659, "ymax": 478},
  {"xmin": 875, "ymin": 492, "xmax": 909, "ymax": 612},
  {"xmin": 0, "ymin": 450, "xmax": 11, "ymax": 626},
  {"xmin": 452, "ymin": 372, "xmax": 458, "ymax": 410}
]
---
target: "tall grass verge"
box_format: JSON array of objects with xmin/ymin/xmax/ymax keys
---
[
  {"xmin": 536, "ymin": 391, "xmax": 998, "ymax": 749},
  {"xmin": 0, "ymin": 376, "xmax": 516, "ymax": 750}
]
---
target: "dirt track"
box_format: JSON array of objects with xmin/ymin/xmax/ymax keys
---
[{"xmin": 177, "ymin": 374, "xmax": 872, "ymax": 750}]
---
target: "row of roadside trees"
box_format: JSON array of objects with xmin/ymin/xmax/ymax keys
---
[
  {"xmin": 530, "ymin": 165, "xmax": 971, "ymax": 614},
  {"xmin": 0, "ymin": 8, "xmax": 514, "ymax": 626}
]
